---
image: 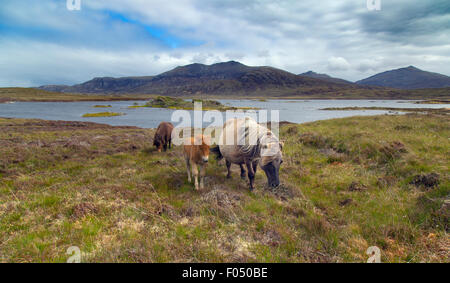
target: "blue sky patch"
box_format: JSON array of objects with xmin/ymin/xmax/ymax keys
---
[{"xmin": 105, "ymin": 10, "xmax": 204, "ymax": 49}]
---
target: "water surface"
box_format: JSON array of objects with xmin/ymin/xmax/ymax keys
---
[{"xmin": 0, "ymin": 100, "xmax": 447, "ymax": 128}]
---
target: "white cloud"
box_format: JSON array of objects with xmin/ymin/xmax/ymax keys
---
[{"xmin": 327, "ymin": 57, "xmax": 350, "ymax": 71}]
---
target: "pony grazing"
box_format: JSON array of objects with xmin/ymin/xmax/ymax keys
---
[
  {"xmin": 183, "ymin": 135, "xmax": 210, "ymax": 190},
  {"xmin": 211, "ymin": 117, "xmax": 283, "ymax": 191},
  {"xmin": 153, "ymin": 122, "xmax": 174, "ymax": 152}
]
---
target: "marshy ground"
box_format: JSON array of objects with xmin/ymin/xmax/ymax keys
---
[{"xmin": 0, "ymin": 113, "xmax": 448, "ymax": 262}]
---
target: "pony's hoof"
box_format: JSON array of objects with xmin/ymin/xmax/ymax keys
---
[
  {"xmin": 226, "ymin": 175, "xmax": 231, "ymax": 179},
  {"xmin": 240, "ymin": 175, "xmax": 246, "ymax": 180}
]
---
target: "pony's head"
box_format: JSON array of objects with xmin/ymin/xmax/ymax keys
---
[
  {"xmin": 195, "ymin": 135, "xmax": 210, "ymax": 163},
  {"xmin": 259, "ymin": 134, "xmax": 283, "ymax": 187},
  {"xmin": 153, "ymin": 135, "xmax": 163, "ymax": 152}
]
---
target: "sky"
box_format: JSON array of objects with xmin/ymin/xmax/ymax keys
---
[{"xmin": 0, "ymin": 0, "xmax": 449, "ymax": 86}]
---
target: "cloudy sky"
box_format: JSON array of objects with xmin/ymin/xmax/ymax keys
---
[{"xmin": 1, "ymin": 0, "xmax": 449, "ymax": 86}]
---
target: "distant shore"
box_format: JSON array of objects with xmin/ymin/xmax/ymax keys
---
[
  {"xmin": 0, "ymin": 87, "xmax": 154, "ymax": 103},
  {"xmin": 320, "ymin": 106, "xmax": 450, "ymax": 114},
  {"xmin": 1, "ymin": 87, "xmax": 450, "ymax": 103}
]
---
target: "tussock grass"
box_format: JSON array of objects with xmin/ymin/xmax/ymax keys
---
[{"xmin": 0, "ymin": 114, "xmax": 448, "ymax": 262}]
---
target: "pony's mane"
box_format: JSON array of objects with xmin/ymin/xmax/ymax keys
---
[{"xmin": 238, "ymin": 118, "xmax": 280, "ymax": 163}]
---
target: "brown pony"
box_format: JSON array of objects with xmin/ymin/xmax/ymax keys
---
[
  {"xmin": 183, "ymin": 135, "xmax": 210, "ymax": 190},
  {"xmin": 153, "ymin": 122, "xmax": 174, "ymax": 152}
]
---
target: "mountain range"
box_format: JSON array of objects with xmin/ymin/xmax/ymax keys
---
[{"xmin": 38, "ymin": 61, "xmax": 450, "ymax": 97}]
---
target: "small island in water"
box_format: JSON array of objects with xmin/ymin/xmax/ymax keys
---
[
  {"xmin": 82, "ymin": 112, "xmax": 125, "ymax": 117},
  {"xmin": 129, "ymin": 96, "xmax": 259, "ymax": 111},
  {"xmin": 320, "ymin": 106, "xmax": 449, "ymax": 114}
]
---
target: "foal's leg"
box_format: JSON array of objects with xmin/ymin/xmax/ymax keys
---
[
  {"xmin": 226, "ymin": 160, "xmax": 232, "ymax": 179},
  {"xmin": 200, "ymin": 164, "xmax": 206, "ymax": 189},
  {"xmin": 245, "ymin": 160, "xmax": 255, "ymax": 191},
  {"xmin": 239, "ymin": 164, "xmax": 246, "ymax": 179},
  {"xmin": 185, "ymin": 158, "xmax": 191, "ymax": 183},
  {"xmin": 192, "ymin": 163, "xmax": 199, "ymax": 190}
]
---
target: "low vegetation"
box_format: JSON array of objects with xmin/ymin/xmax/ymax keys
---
[
  {"xmin": 82, "ymin": 112, "xmax": 125, "ymax": 118},
  {"xmin": 0, "ymin": 114, "xmax": 448, "ymax": 262},
  {"xmin": 93, "ymin": 105, "xmax": 112, "ymax": 108}
]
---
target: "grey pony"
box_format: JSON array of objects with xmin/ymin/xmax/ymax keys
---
[{"xmin": 211, "ymin": 117, "xmax": 283, "ymax": 190}]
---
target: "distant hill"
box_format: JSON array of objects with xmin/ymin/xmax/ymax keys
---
[
  {"xmin": 38, "ymin": 61, "xmax": 364, "ymax": 96},
  {"xmin": 299, "ymin": 71, "xmax": 352, "ymax": 85},
  {"xmin": 36, "ymin": 61, "xmax": 450, "ymax": 99},
  {"xmin": 356, "ymin": 66, "xmax": 450, "ymax": 89},
  {"xmin": 39, "ymin": 76, "xmax": 154, "ymax": 94}
]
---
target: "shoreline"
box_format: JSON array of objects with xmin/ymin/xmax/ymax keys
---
[
  {"xmin": 320, "ymin": 106, "xmax": 450, "ymax": 114},
  {"xmin": 0, "ymin": 97, "xmax": 152, "ymax": 103},
  {"xmin": 1, "ymin": 88, "xmax": 449, "ymax": 103},
  {"xmin": 0, "ymin": 116, "xmax": 293, "ymax": 130},
  {"xmin": 2, "ymin": 97, "xmax": 450, "ymax": 104}
]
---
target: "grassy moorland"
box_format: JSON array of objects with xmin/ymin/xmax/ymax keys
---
[
  {"xmin": 0, "ymin": 88, "xmax": 153, "ymax": 103},
  {"xmin": 0, "ymin": 114, "xmax": 448, "ymax": 262}
]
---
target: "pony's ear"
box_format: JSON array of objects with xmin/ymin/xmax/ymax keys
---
[{"xmin": 279, "ymin": 141, "xmax": 284, "ymax": 151}]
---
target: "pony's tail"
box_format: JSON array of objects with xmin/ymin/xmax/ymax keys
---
[{"xmin": 210, "ymin": 145, "xmax": 223, "ymax": 160}]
